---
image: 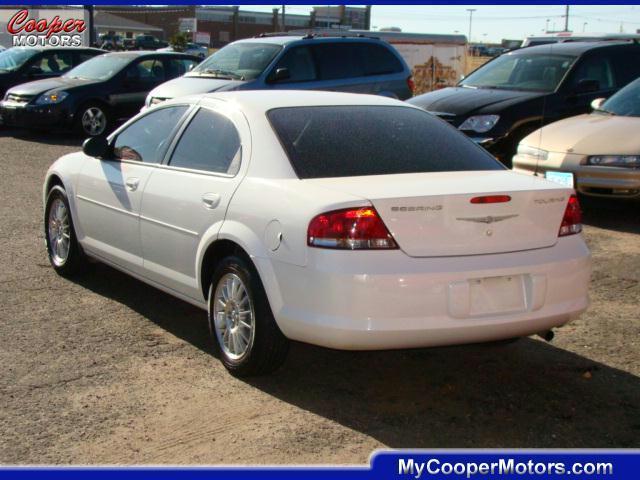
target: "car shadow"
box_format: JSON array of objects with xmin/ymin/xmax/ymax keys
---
[
  {"xmin": 580, "ymin": 196, "xmax": 640, "ymax": 235},
  {"xmin": 73, "ymin": 263, "xmax": 640, "ymax": 448},
  {"xmin": 0, "ymin": 127, "xmax": 84, "ymax": 147}
]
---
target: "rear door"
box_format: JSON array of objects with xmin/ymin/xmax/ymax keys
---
[{"xmin": 139, "ymin": 100, "xmax": 250, "ymax": 300}]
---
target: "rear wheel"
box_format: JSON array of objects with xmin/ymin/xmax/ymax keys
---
[
  {"xmin": 44, "ymin": 186, "xmax": 87, "ymax": 276},
  {"xmin": 208, "ymin": 255, "xmax": 289, "ymax": 376}
]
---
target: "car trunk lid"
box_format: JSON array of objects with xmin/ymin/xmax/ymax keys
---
[{"xmin": 305, "ymin": 171, "xmax": 572, "ymax": 257}]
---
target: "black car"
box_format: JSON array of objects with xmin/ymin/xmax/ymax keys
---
[
  {"xmin": 408, "ymin": 41, "xmax": 640, "ymax": 165},
  {"xmin": 0, "ymin": 51, "xmax": 200, "ymax": 136},
  {"xmin": 0, "ymin": 47, "xmax": 103, "ymax": 99}
]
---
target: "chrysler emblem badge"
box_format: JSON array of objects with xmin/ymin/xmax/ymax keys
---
[{"xmin": 456, "ymin": 214, "xmax": 519, "ymax": 224}]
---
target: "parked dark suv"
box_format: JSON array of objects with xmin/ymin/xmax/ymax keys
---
[
  {"xmin": 408, "ymin": 41, "xmax": 640, "ymax": 165},
  {"xmin": 145, "ymin": 35, "xmax": 413, "ymax": 107},
  {"xmin": 0, "ymin": 47, "xmax": 103, "ymax": 99}
]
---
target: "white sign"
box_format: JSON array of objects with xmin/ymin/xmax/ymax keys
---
[{"xmin": 178, "ymin": 17, "xmax": 197, "ymax": 33}]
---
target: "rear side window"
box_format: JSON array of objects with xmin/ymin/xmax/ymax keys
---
[
  {"xmin": 312, "ymin": 43, "xmax": 364, "ymax": 80},
  {"xmin": 361, "ymin": 44, "xmax": 403, "ymax": 75},
  {"xmin": 611, "ymin": 50, "xmax": 640, "ymax": 88},
  {"xmin": 169, "ymin": 108, "xmax": 241, "ymax": 175},
  {"xmin": 268, "ymin": 106, "xmax": 503, "ymax": 179}
]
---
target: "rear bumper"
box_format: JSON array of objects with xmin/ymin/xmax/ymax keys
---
[
  {"xmin": 262, "ymin": 235, "xmax": 591, "ymax": 350},
  {"xmin": 514, "ymin": 152, "xmax": 640, "ymax": 199},
  {"xmin": 0, "ymin": 101, "xmax": 74, "ymax": 129}
]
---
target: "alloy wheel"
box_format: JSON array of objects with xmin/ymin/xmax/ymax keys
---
[
  {"xmin": 213, "ymin": 273, "xmax": 255, "ymax": 360},
  {"xmin": 47, "ymin": 198, "xmax": 70, "ymax": 266}
]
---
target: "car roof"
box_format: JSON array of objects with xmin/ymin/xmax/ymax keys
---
[
  {"xmin": 7, "ymin": 46, "xmax": 103, "ymax": 52},
  {"xmin": 516, "ymin": 40, "xmax": 639, "ymax": 55},
  {"xmin": 168, "ymin": 90, "xmax": 408, "ymax": 116},
  {"xmin": 232, "ymin": 34, "xmax": 388, "ymax": 46},
  {"xmin": 98, "ymin": 50, "xmax": 199, "ymax": 59}
]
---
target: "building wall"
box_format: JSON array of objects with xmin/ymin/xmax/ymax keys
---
[{"xmin": 95, "ymin": 6, "xmax": 366, "ymax": 46}]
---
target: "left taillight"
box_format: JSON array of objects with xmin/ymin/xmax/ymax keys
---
[
  {"xmin": 559, "ymin": 194, "xmax": 583, "ymax": 237},
  {"xmin": 407, "ymin": 75, "xmax": 415, "ymax": 95},
  {"xmin": 307, "ymin": 206, "xmax": 398, "ymax": 250}
]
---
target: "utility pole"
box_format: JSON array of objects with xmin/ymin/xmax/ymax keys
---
[
  {"xmin": 545, "ymin": 18, "xmax": 550, "ymax": 33},
  {"xmin": 84, "ymin": 5, "xmax": 95, "ymax": 46},
  {"xmin": 281, "ymin": 4, "xmax": 285, "ymax": 31},
  {"xmin": 564, "ymin": 5, "xmax": 569, "ymax": 32},
  {"xmin": 466, "ymin": 8, "xmax": 476, "ymax": 44}
]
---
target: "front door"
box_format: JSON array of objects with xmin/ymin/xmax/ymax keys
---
[
  {"xmin": 110, "ymin": 57, "xmax": 167, "ymax": 119},
  {"xmin": 75, "ymin": 105, "xmax": 190, "ymax": 274},
  {"xmin": 139, "ymin": 102, "xmax": 249, "ymax": 301}
]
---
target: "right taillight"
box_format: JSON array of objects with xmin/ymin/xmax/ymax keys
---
[
  {"xmin": 307, "ymin": 206, "xmax": 397, "ymax": 250},
  {"xmin": 559, "ymin": 194, "xmax": 583, "ymax": 237}
]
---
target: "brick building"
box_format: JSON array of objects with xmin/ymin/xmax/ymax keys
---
[{"xmin": 96, "ymin": 6, "xmax": 371, "ymax": 47}]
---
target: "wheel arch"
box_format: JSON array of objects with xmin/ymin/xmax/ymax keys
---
[{"xmin": 197, "ymin": 221, "xmax": 284, "ymax": 316}]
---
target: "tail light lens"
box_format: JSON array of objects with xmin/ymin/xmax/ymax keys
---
[
  {"xmin": 307, "ymin": 207, "xmax": 397, "ymax": 250},
  {"xmin": 559, "ymin": 194, "xmax": 583, "ymax": 237},
  {"xmin": 407, "ymin": 75, "xmax": 415, "ymax": 94}
]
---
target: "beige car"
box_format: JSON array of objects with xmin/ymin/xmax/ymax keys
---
[{"xmin": 513, "ymin": 77, "xmax": 640, "ymax": 199}]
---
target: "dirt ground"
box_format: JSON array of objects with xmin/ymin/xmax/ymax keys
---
[{"xmin": 0, "ymin": 129, "xmax": 638, "ymax": 465}]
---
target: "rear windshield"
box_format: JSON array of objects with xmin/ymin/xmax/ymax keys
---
[{"xmin": 267, "ymin": 106, "xmax": 503, "ymax": 179}]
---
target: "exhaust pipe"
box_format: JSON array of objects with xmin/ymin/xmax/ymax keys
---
[{"xmin": 537, "ymin": 330, "xmax": 555, "ymax": 342}]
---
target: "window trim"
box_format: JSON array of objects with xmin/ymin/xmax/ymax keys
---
[{"xmin": 161, "ymin": 105, "xmax": 243, "ymax": 178}]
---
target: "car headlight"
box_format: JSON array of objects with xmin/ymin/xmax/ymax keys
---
[
  {"xmin": 459, "ymin": 115, "xmax": 500, "ymax": 133},
  {"xmin": 586, "ymin": 155, "xmax": 640, "ymax": 168},
  {"xmin": 517, "ymin": 144, "xmax": 548, "ymax": 161},
  {"xmin": 35, "ymin": 91, "xmax": 68, "ymax": 105}
]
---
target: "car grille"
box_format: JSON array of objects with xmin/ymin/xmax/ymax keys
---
[{"xmin": 5, "ymin": 93, "xmax": 35, "ymax": 104}]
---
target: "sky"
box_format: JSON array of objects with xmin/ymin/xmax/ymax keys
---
[{"xmin": 242, "ymin": 5, "xmax": 640, "ymax": 43}]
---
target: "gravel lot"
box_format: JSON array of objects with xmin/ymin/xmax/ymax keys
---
[{"xmin": 1, "ymin": 128, "xmax": 638, "ymax": 464}]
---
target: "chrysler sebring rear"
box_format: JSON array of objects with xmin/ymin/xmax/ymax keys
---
[{"xmin": 43, "ymin": 91, "xmax": 591, "ymax": 376}]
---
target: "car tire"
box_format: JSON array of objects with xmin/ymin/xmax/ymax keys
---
[
  {"xmin": 76, "ymin": 102, "xmax": 110, "ymax": 137},
  {"xmin": 44, "ymin": 185, "xmax": 87, "ymax": 277},
  {"xmin": 207, "ymin": 255, "xmax": 289, "ymax": 377}
]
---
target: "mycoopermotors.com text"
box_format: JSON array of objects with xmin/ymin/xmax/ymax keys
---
[{"xmin": 398, "ymin": 457, "xmax": 614, "ymax": 478}]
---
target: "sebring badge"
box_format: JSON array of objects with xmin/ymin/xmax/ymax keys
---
[{"xmin": 456, "ymin": 214, "xmax": 519, "ymax": 224}]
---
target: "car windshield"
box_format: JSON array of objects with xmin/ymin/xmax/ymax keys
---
[
  {"xmin": 0, "ymin": 48, "xmax": 38, "ymax": 72},
  {"xmin": 64, "ymin": 54, "xmax": 131, "ymax": 80},
  {"xmin": 600, "ymin": 78, "xmax": 640, "ymax": 117},
  {"xmin": 461, "ymin": 53, "xmax": 576, "ymax": 92},
  {"xmin": 189, "ymin": 42, "xmax": 281, "ymax": 80},
  {"xmin": 268, "ymin": 106, "xmax": 503, "ymax": 179}
]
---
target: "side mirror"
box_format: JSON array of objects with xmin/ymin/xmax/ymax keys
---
[
  {"xmin": 270, "ymin": 67, "xmax": 290, "ymax": 83},
  {"xmin": 575, "ymin": 78, "xmax": 600, "ymax": 94},
  {"xmin": 591, "ymin": 97, "xmax": 606, "ymax": 111},
  {"xmin": 82, "ymin": 136, "xmax": 110, "ymax": 158}
]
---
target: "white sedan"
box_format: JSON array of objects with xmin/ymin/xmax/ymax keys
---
[{"xmin": 43, "ymin": 91, "xmax": 591, "ymax": 376}]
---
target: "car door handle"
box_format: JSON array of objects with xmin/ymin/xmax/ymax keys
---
[
  {"xmin": 202, "ymin": 193, "xmax": 221, "ymax": 209},
  {"xmin": 125, "ymin": 177, "xmax": 140, "ymax": 191}
]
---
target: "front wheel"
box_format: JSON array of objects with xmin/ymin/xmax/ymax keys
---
[
  {"xmin": 44, "ymin": 186, "xmax": 87, "ymax": 276},
  {"xmin": 208, "ymin": 255, "xmax": 289, "ymax": 376},
  {"xmin": 76, "ymin": 103, "xmax": 110, "ymax": 137}
]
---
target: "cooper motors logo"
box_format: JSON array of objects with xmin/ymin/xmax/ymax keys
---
[{"xmin": 7, "ymin": 9, "xmax": 85, "ymax": 47}]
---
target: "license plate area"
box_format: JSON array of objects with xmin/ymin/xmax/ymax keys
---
[
  {"xmin": 469, "ymin": 275, "xmax": 526, "ymax": 315},
  {"xmin": 448, "ymin": 274, "xmax": 532, "ymax": 318},
  {"xmin": 545, "ymin": 170, "xmax": 574, "ymax": 188}
]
